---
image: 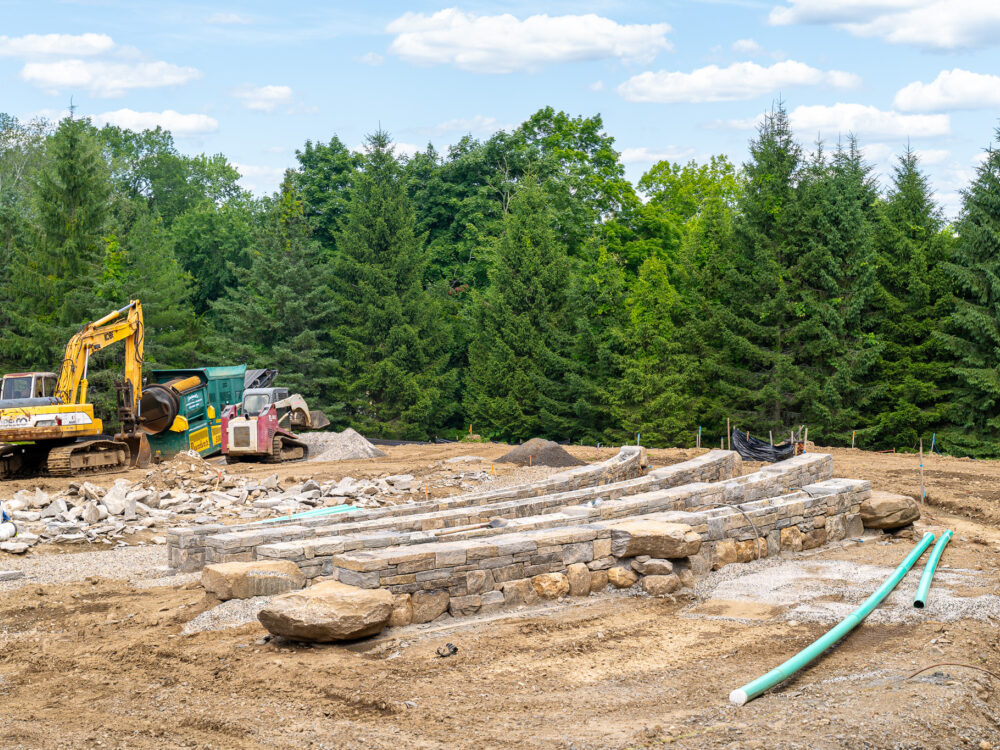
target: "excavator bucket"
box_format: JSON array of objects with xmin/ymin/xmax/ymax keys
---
[
  {"xmin": 116, "ymin": 432, "xmax": 152, "ymax": 469},
  {"xmin": 309, "ymin": 410, "xmax": 331, "ymax": 430}
]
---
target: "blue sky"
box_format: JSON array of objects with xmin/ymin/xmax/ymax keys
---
[{"xmin": 3, "ymin": 0, "xmax": 1000, "ymax": 216}]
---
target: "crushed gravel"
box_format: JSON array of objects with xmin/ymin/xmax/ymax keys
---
[
  {"xmin": 0, "ymin": 545, "xmax": 189, "ymax": 591},
  {"xmin": 182, "ymin": 596, "xmax": 270, "ymax": 634},
  {"xmin": 689, "ymin": 544, "xmax": 1000, "ymax": 625},
  {"xmin": 300, "ymin": 429, "xmax": 385, "ymax": 462}
]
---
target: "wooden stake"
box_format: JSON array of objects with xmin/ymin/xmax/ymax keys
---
[
  {"xmin": 425, "ymin": 483, "xmax": 429, "ymax": 501},
  {"xmin": 769, "ymin": 430, "xmax": 773, "ymax": 446},
  {"xmin": 529, "ymin": 455, "xmax": 533, "ymax": 467},
  {"xmin": 804, "ymin": 427, "xmax": 808, "ymax": 446},
  {"xmin": 726, "ymin": 418, "xmax": 731, "ymax": 450},
  {"xmin": 919, "ymin": 438, "xmax": 925, "ymax": 508},
  {"xmin": 696, "ymin": 426, "xmax": 701, "ymax": 449},
  {"xmin": 852, "ymin": 430, "xmax": 856, "ymax": 449},
  {"xmin": 720, "ymin": 437, "xmax": 724, "ymax": 449}
]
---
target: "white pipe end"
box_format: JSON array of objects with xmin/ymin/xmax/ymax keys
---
[{"xmin": 729, "ymin": 689, "xmax": 748, "ymax": 706}]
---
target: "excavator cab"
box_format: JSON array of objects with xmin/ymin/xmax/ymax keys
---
[{"xmin": 0, "ymin": 372, "xmax": 59, "ymax": 406}]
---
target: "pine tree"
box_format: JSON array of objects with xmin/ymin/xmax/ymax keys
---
[
  {"xmin": 701, "ymin": 104, "xmax": 801, "ymax": 436},
  {"xmin": 937, "ymin": 134, "xmax": 1000, "ymax": 454},
  {"xmin": 2, "ymin": 116, "xmax": 110, "ymax": 369},
  {"xmin": 465, "ymin": 181, "xmax": 578, "ymax": 441},
  {"xmin": 212, "ymin": 179, "xmax": 340, "ymax": 411},
  {"xmin": 330, "ymin": 131, "xmax": 457, "ymax": 438},
  {"xmin": 867, "ymin": 146, "xmax": 950, "ymax": 448},
  {"xmin": 612, "ymin": 255, "xmax": 695, "ymax": 446}
]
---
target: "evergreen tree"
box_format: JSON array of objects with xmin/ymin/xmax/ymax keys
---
[
  {"xmin": 612, "ymin": 255, "xmax": 695, "ymax": 446},
  {"xmin": 212, "ymin": 179, "xmax": 340, "ymax": 410},
  {"xmin": 867, "ymin": 146, "xmax": 950, "ymax": 447},
  {"xmin": 2, "ymin": 116, "xmax": 110, "ymax": 368},
  {"xmin": 330, "ymin": 131, "xmax": 456, "ymax": 438},
  {"xmin": 938, "ymin": 133, "xmax": 1000, "ymax": 454},
  {"xmin": 465, "ymin": 181, "xmax": 578, "ymax": 441}
]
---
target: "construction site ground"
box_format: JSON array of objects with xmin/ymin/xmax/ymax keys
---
[{"xmin": 2, "ymin": 443, "xmax": 999, "ymax": 749}]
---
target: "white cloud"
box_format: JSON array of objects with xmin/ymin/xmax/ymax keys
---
[
  {"xmin": 359, "ymin": 52, "xmax": 384, "ymax": 66},
  {"xmin": 21, "ymin": 59, "xmax": 200, "ymax": 97},
  {"xmin": 234, "ymin": 84, "xmax": 293, "ymax": 113},
  {"xmin": 723, "ymin": 103, "xmax": 950, "ymax": 139},
  {"xmin": 234, "ymin": 163, "xmax": 287, "ymax": 193},
  {"xmin": 207, "ymin": 12, "xmax": 253, "ymax": 24},
  {"xmin": 894, "ymin": 69, "xmax": 1000, "ymax": 113},
  {"xmin": 769, "ymin": 0, "xmax": 1000, "ymax": 51},
  {"xmin": 788, "ymin": 103, "xmax": 950, "ymax": 138},
  {"xmin": 424, "ymin": 115, "xmax": 505, "ymax": 136},
  {"xmin": 589, "ymin": 80, "xmax": 605, "ymax": 91},
  {"xmin": 93, "ymin": 109, "xmax": 218, "ymax": 136},
  {"xmin": 619, "ymin": 146, "xmax": 696, "ymax": 164},
  {"xmin": 0, "ymin": 33, "xmax": 114, "ymax": 58},
  {"xmin": 618, "ymin": 60, "xmax": 859, "ymax": 103},
  {"xmin": 387, "ymin": 9, "xmax": 672, "ymax": 73},
  {"xmin": 732, "ymin": 38, "xmax": 762, "ymax": 55},
  {"xmin": 915, "ymin": 148, "xmax": 950, "ymax": 165}
]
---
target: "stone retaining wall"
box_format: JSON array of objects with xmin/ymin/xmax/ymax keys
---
[
  {"xmin": 168, "ymin": 447, "xmax": 737, "ymax": 571},
  {"xmin": 253, "ymin": 453, "xmax": 832, "ymax": 579},
  {"xmin": 311, "ymin": 475, "xmax": 868, "ymax": 623}
]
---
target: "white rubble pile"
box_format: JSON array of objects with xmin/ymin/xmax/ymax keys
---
[
  {"xmin": 0, "ymin": 450, "xmax": 500, "ymax": 554},
  {"xmin": 300, "ymin": 428, "xmax": 386, "ymax": 462}
]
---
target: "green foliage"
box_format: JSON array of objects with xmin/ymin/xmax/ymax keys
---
[
  {"xmin": 0, "ymin": 106, "xmax": 993, "ymax": 452},
  {"xmin": 465, "ymin": 181, "xmax": 579, "ymax": 441},
  {"xmin": 329, "ymin": 131, "xmax": 457, "ymax": 439},
  {"xmin": 212, "ymin": 179, "xmax": 340, "ymax": 411}
]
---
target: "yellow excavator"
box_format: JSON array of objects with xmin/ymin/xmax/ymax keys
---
[{"xmin": 0, "ymin": 300, "xmax": 177, "ymax": 479}]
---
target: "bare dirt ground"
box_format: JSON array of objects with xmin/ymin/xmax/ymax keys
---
[{"xmin": 1, "ymin": 444, "xmax": 999, "ymax": 749}]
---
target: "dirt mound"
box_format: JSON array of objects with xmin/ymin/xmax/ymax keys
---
[
  {"xmin": 303, "ymin": 428, "xmax": 386, "ymax": 462},
  {"xmin": 497, "ymin": 438, "xmax": 584, "ymax": 468}
]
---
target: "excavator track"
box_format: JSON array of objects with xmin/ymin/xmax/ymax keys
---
[
  {"xmin": 46, "ymin": 439, "xmax": 130, "ymax": 477},
  {"xmin": 0, "ymin": 443, "xmax": 47, "ymax": 479},
  {"xmin": 264, "ymin": 434, "xmax": 309, "ymax": 464}
]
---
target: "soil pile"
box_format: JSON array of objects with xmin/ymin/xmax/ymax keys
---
[
  {"xmin": 304, "ymin": 428, "xmax": 386, "ymax": 462},
  {"xmin": 497, "ymin": 438, "xmax": 584, "ymax": 468}
]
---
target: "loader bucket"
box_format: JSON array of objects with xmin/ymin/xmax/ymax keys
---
[
  {"xmin": 309, "ymin": 410, "xmax": 331, "ymax": 430},
  {"xmin": 117, "ymin": 432, "xmax": 152, "ymax": 469}
]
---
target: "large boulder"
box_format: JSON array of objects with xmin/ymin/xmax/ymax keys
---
[
  {"xmin": 257, "ymin": 581, "xmax": 393, "ymax": 641},
  {"xmin": 410, "ymin": 590, "xmax": 450, "ymax": 623},
  {"xmin": 610, "ymin": 520, "xmax": 701, "ymax": 558},
  {"xmin": 860, "ymin": 491, "xmax": 920, "ymax": 530},
  {"xmin": 532, "ymin": 572, "xmax": 570, "ymax": 600},
  {"xmin": 202, "ymin": 561, "xmax": 305, "ymax": 601}
]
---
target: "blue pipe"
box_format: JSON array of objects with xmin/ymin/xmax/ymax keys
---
[{"xmin": 253, "ymin": 503, "xmax": 357, "ymax": 525}]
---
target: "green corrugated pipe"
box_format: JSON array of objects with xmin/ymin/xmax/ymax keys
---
[
  {"xmin": 914, "ymin": 530, "xmax": 952, "ymax": 608},
  {"xmin": 730, "ymin": 531, "xmax": 936, "ymax": 706},
  {"xmin": 253, "ymin": 503, "xmax": 357, "ymax": 525}
]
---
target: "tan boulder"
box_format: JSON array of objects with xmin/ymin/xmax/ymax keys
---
[
  {"xmin": 566, "ymin": 563, "xmax": 591, "ymax": 597},
  {"xmin": 257, "ymin": 581, "xmax": 392, "ymax": 641},
  {"xmin": 610, "ymin": 520, "xmax": 701, "ymax": 559},
  {"xmin": 736, "ymin": 538, "xmax": 766, "ymax": 563},
  {"xmin": 532, "ymin": 572, "xmax": 570, "ymax": 600},
  {"xmin": 589, "ymin": 570, "xmax": 609, "ymax": 592},
  {"xmin": 712, "ymin": 539, "xmax": 738, "ymax": 570},
  {"xmin": 501, "ymin": 578, "xmax": 540, "ymax": 606},
  {"xmin": 607, "ymin": 566, "xmax": 639, "ymax": 588},
  {"xmin": 860, "ymin": 491, "xmax": 920, "ymax": 530},
  {"xmin": 411, "ymin": 590, "xmax": 450, "ymax": 623},
  {"xmin": 202, "ymin": 560, "xmax": 305, "ymax": 601},
  {"xmin": 641, "ymin": 574, "xmax": 682, "ymax": 596},
  {"xmin": 388, "ymin": 593, "xmax": 412, "ymax": 627},
  {"xmin": 780, "ymin": 526, "xmax": 804, "ymax": 552}
]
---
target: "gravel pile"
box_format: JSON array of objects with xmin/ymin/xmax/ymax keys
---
[
  {"xmin": 301, "ymin": 428, "xmax": 385, "ymax": 462},
  {"xmin": 182, "ymin": 595, "xmax": 271, "ymax": 634},
  {"xmin": 498, "ymin": 438, "xmax": 584, "ymax": 468}
]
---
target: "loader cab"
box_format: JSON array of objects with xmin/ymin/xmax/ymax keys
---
[
  {"xmin": 0, "ymin": 372, "xmax": 58, "ymax": 402},
  {"xmin": 241, "ymin": 388, "xmax": 290, "ymax": 417}
]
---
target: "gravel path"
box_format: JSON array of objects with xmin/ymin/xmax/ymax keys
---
[{"xmin": 0, "ymin": 545, "xmax": 195, "ymax": 591}]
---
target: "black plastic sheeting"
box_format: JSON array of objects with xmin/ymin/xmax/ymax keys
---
[
  {"xmin": 365, "ymin": 437, "xmax": 455, "ymax": 446},
  {"xmin": 731, "ymin": 428, "xmax": 796, "ymax": 462}
]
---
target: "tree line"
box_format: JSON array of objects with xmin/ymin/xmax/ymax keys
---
[{"xmin": 1, "ymin": 104, "xmax": 999, "ymax": 455}]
